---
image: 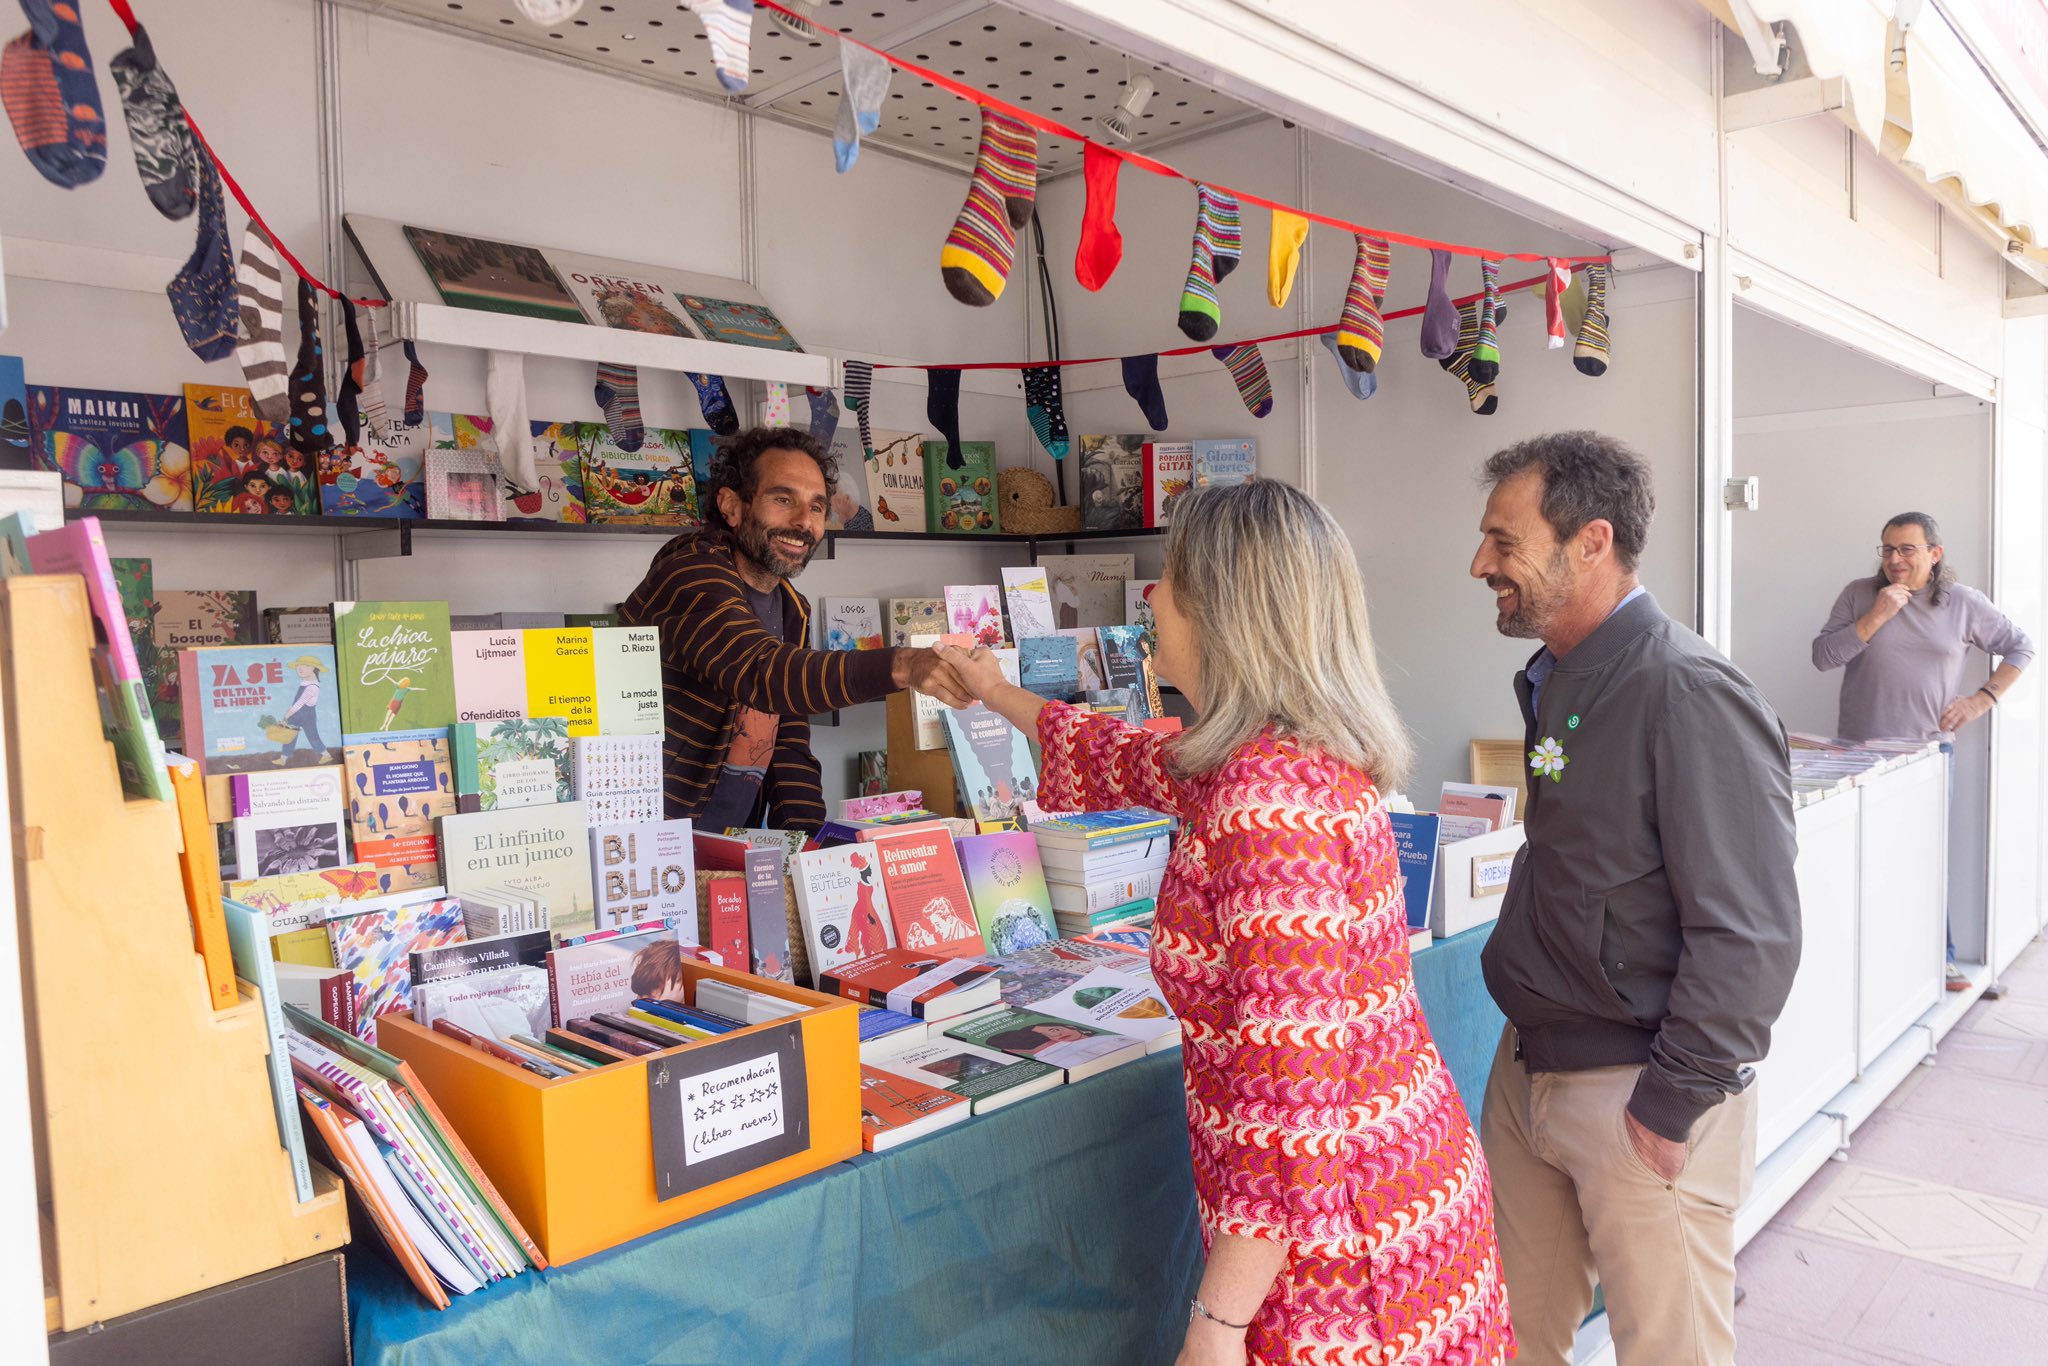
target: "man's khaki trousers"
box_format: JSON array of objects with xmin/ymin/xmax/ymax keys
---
[{"xmin": 1479, "ymin": 1025, "xmax": 1756, "ymax": 1366}]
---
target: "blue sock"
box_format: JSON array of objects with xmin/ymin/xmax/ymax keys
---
[{"xmin": 1320, "ymin": 332, "xmax": 1377, "ymax": 400}]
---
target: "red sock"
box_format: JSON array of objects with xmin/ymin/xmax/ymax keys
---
[{"xmin": 1075, "ymin": 143, "xmax": 1125, "ymax": 292}]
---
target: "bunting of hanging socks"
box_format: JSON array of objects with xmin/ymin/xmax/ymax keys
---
[
  {"xmin": 1075, "ymin": 142, "xmax": 1125, "ymax": 292},
  {"xmin": 1419, "ymin": 249, "xmax": 1458, "ymax": 360},
  {"xmin": 940, "ymin": 107, "xmax": 1037, "ymax": 306},
  {"xmin": 843, "ymin": 360, "xmax": 875, "ymax": 454},
  {"xmin": 685, "ymin": 0, "xmax": 755, "ymax": 94},
  {"xmin": 926, "ymin": 368, "xmax": 963, "ymax": 468},
  {"xmin": 1440, "ymin": 298, "xmax": 1506, "ymax": 415},
  {"xmin": 1177, "ymin": 182, "xmax": 1241, "ymax": 342},
  {"xmin": 1319, "ymin": 331, "xmax": 1376, "ymax": 401},
  {"xmin": 1121, "ymin": 354, "xmax": 1168, "ymax": 432},
  {"xmin": 1574, "ymin": 264, "xmax": 1610, "ymax": 377},
  {"xmin": 1023, "ymin": 365, "xmax": 1070, "ymax": 459},
  {"xmin": 1542, "ymin": 258, "xmax": 1572, "ymax": 349},
  {"xmin": 336, "ymin": 297, "xmax": 366, "ymax": 446},
  {"xmin": 1469, "ymin": 260, "xmax": 1503, "ymax": 384},
  {"xmin": 1334, "ymin": 233, "xmax": 1392, "ymax": 373},
  {"xmin": 1212, "ymin": 343, "xmax": 1273, "ymax": 419}
]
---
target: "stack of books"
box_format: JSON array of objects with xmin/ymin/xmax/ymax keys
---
[{"xmin": 1029, "ymin": 808, "xmax": 1173, "ymax": 937}]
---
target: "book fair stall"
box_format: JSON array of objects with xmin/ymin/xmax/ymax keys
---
[{"xmin": 0, "ymin": 2, "xmax": 2045, "ymax": 1364}]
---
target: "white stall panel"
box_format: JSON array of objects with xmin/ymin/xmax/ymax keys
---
[
  {"xmin": 1755, "ymin": 791, "xmax": 1861, "ymax": 1160},
  {"xmin": 1855, "ymin": 756, "xmax": 1947, "ymax": 1068}
]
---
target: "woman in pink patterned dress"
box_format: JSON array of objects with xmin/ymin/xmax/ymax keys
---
[{"xmin": 939, "ymin": 481, "xmax": 1512, "ymax": 1366}]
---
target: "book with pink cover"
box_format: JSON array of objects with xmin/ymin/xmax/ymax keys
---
[{"xmin": 451, "ymin": 629, "xmax": 527, "ymax": 727}]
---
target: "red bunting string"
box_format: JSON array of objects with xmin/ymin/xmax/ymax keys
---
[
  {"xmin": 874, "ymin": 272, "xmax": 1553, "ymax": 371},
  {"xmin": 755, "ymin": 0, "xmax": 1613, "ymax": 268}
]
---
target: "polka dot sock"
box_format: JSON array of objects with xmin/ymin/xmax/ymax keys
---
[
  {"xmin": 1023, "ymin": 365, "xmax": 1070, "ymax": 459},
  {"xmin": 287, "ymin": 279, "xmax": 334, "ymax": 474}
]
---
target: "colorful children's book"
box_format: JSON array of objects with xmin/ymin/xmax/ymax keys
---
[
  {"xmin": 942, "ymin": 704, "xmax": 1042, "ymax": 827},
  {"xmin": 341, "ymin": 728, "xmax": 454, "ymax": 891},
  {"xmin": 592, "ymin": 625, "xmax": 662, "ymax": 734},
  {"xmin": 923, "ymin": 440, "xmax": 1000, "ymax": 535},
  {"xmin": 440, "ymin": 800, "xmax": 596, "ymax": 938},
  {"xmin": 320, "ymin": 424, "xmax": 427, "ymax": 518},
  {"xmin": 0, "ymin": 355, "xmax": 28, "ymax": 471},
  {"xmin": 508, "ymin": 423, "xmax": 587, "ymax": 523},
  {"xmin": 147, "ymin": 588, "xmax": 259, "ymax": 747},
  {"xmin": 1078, "ymin": 434, "xmax": 1145, "ymax": 530},
  {"xmin": 865, "ymin": 429, "xmax": 928, "ymax": 533},
  {"xmin": 325, "ymin": 893, "xmax": 468, "ymax": 1039},
  {"xmin": 1143, "ymin": 441, "xmax": 1194, "ymax": 526},
  {"xmin": 590, "ymin": 820, "xmax": 696, "ymax": 931},
  {"xmin": 232, "ymin": 765, "xmax": 349, "ymax": 878},
  {"xmin": 955, "ymin": 831, "xmax": 1057, "ymax": 954},
  {"xmin": 820, "ymin": 598, "xmax": 884, "ymax": 651},
  {"xmin": 186, "ymin": 382, "xmax": 312, "ymax": 515},
  {"xmin": 224, "ymin": 863, "xmax": 391, "ymax": 946},
  {"xmin": 943, "ymin": 584, "xmax": 1005, "ymax": 646},
  {"xmin": 1017, "ymin": 635, "xmax": 1081, "ymax": 702},
  {"xmin": 451, "ymin": 717, "xmax": 572, "ymax": 813},
  {"xmin": 885, "ymin": 596, "xmax": 945, "ymax": 647},
  {"xmin": 451, "ymin": 629, "xmax": 527, "ymax": 727},
  {"xmin": 1193, "ymin": 438, "xmax": 1258, "ymax": 489},
  {"xmin": 867, "ymin": 825, "xmax": 984, "ymax": 955},
  {"xmin": 28, "ymin": 386, "xmax": 191, "ymax": 512},
  {"xmin": 674, "ymin": 294, "xmax": 803, "ymax": 351},
  {"xmin": 858, "ymin": 1065, "xmax": 972, "ymax": 1151},
  {"xmin": 687, "ymin": 427, "xmax": 730, "ymax": 499},
  {"xmin": 578, "ymin": 427, "xmax": 698, "ymax": 525},
  {"xmin": 1000, "ymin": 567, "xmax": 1057, "ymax": 640},
  {"xmin": 23, "ymin": 519, "xmax": 173, "ymax": 800},
  {"xmin": 792, "ymin": 843, "xmax": 897, "ymax": 985},
  {"xmin": 943, "ymin": 1004, "xmax": 1144, "ymax": 1080},
  {"xmin": 557, "ymin": 264, "xmax": 699, "ymax": 337},
  {"xmin": 571, "ymin": 734, "xmax": 665, "ymax": 825},
  {"xmin": 822, "ymin": 430, "xmax": 876, "ymax": 532},
  {"xmin": 333, "ymin": 601, "xmax": 456, "ymax": 735},
  {"xmin": 1038, "ymin": 554, "xmax": 1134, "ymax": 630},
  {"xmin": 403, "ymin": 226, "xmax": 585, "ymax": 323},
  {"xmin": 524, "ymin": 627, "xmax": 599, "ymax": 736},
  {"xmin": 868, "ymin": 1037, "xmax": 1061, "ymax": 1113},
  {"xmin": 177, "ymin": 644, "xmax": 343, "ymax": 775}
]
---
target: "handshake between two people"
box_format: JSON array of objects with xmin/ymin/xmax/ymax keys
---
[{"xmin": 892, "ymin": 643, "xmax": 1011, "ymax": 712}]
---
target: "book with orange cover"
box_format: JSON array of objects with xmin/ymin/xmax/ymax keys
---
[
  {"xmin": 284, "ymin": 1003, "xmax": 550, "ymax": 1271},
  {"xmin": 296, "ymin": 1082, "xmax": 452, "ymax": 1309},
  {"xmin": 165, "ymin": 752, "xmax": 239, "ymax": 1011},
  {"xmin": 858, "ymin": 1064, "xmax": 971, "ymax": 1152}
]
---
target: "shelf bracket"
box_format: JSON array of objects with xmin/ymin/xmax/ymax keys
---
[{"xmin": 341, "ymin": 527, "xmax": 410, "ymax": 561}]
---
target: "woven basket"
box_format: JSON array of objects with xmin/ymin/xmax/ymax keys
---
[{"xmin": 997, "ymin": 466, "xmax": 1082, "ymax": 536}]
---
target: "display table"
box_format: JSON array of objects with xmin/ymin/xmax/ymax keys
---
[{"xmin": 348, "ymin": 928, "xmax": 1505, "ymax": 1366}]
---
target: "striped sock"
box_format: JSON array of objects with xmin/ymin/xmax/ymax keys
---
[
  {"xmin": 1335, "ymin": 233, "xmax": 1392, "ymax": 373},
  {"xmin": 361, "ymin": 334, "xmax": 389, "ymax": 440},
  {"xmin": 1469, "ymin": 260, "xmax": 1502, "ymax": 383},
  {"xmin": 402, "ymin": 341, "xmax": 429, "ymax": 427},
  {"xmin": 1023, "ymin": 366, "xmax": 1070, "ymax": 459},
  {"xmin": 286, "ymin": 279, "xmax": 333, "ymax": 467},
  {"xmin": 167, "ymin": 155, "xmax": 237, "ymax": 362},
  {"xmin": 941, "ymin": 108, "xmax": 1037, "ymax": 307},
  {"xmin": 1212, "ymin": 343, "xmax": 1273, "ymax": 419},
  {"xmin": 807, "ymin": 386, "xmax": 839, "ymax": 447},
  {"xmin": 1319, "ymin": 332, "xmax": 1377, "ymax": 400},
  {"xmin": 686, "ymin": 0, "xmax": 755, "ymax": 94},
  {"xmin": 594, "ymin": 361, "xmax": 644, "ymax": 451},
  {"xmin": 843, "ymin": 360, "xmax": 874, "ymax": 455},
  {"xmin": 687, "ymin": 371, "xmax": 738, "ymax": 436},
  {"xmin": 1441, "ymin": 300, "xmax": 1506, "ymax": 416},
  {"xmin": 234, "ymin": 226, "xmax": 291, "ymax": 422},
  {"xmin": 1204, "ymin": 339, "xmax": 1269, "ymax": 417},
  {"xmin": 1176, "ymin": 183, "xmax": 1240, "ymax": 342},
  {"xmin": 1574, "ymin": 264, "xmax": 1610, "ymax": 377},
  {"xmin": 7, "ymin": 0, "xmax": 105, "ymax": 187}
]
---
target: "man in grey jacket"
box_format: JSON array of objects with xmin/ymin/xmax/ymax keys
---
[{"xmin": 1468, "ymin": 431, "xmax": 1800, "ymax": 1366}]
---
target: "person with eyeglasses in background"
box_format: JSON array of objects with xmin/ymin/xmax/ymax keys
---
[{"xmin": 1813, "ymin": 511, "xmax": 2034, "ymax": 988}]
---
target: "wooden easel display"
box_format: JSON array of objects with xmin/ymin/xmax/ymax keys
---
[{"xmin": 1, "ymin": 575, "xmax": 347, "ymax": 1331}]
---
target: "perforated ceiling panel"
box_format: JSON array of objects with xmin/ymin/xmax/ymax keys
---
[{"xmin": 354, "ymin": 0, "xmax": 1259, "ymax": 173}]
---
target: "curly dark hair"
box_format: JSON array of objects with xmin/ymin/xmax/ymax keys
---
[{"xmin": 704, "ymin": 426, "xmax": 839, "ymax": 531}]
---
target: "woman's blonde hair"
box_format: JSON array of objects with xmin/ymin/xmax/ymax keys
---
[{"xmin": 1161, "ymin": 480, "xmax": 1412, "ymax": 790}]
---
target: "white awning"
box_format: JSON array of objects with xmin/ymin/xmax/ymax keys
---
[{"xmin": 1743, "ymin": 0, "xmax": 1894, "ymax": 150}]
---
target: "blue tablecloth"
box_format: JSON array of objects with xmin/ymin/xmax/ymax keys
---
[{"xmin": 348, "ymin": 925, "xmax": 1504, "ymax": 1366}]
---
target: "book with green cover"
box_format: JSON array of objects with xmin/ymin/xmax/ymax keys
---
[
  {"xmin": 333, "ymin": 600, "xmax": 456, "ymax": 735},
  {"xmin": 451, "ymin": 716, "xmax": 572, "ymax": 814},
  {"xmin": 943, "ymin": 1004, "xmax": 1144, "ymax": 1080},
  {"xmin": 922, "ymin": 441, "xmax": 1000, "ymax": 536},
  {"xmin": 869, "ymin": 1036, "xmax": 1062, "ymax": 1113}
]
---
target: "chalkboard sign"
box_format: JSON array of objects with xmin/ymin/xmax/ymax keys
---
[{"xmin": 646, "ymin": 1020, "xmax": 810, "ymax": 1200}]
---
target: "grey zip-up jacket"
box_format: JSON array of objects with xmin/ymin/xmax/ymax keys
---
[{"xmin": 1480, "ymin": 591, "xmax": 1802, "ymax": 1142}]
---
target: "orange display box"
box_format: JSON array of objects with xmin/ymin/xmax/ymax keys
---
[{"xmin": 378, "ymin": 960, "xmax": 860, "ymax": 1264}]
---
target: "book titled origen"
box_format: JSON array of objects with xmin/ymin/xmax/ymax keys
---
[
  {"xmin": 333, "ymin": 600, "xmax": 456, "ymax": 735},
  {"xmin": 868, "ymin": 825, "xmax": 984, "ymax": 956}
]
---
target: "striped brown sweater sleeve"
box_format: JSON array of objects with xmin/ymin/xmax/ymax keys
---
[
  {"xmin": 763, "ymin": 714, "xmax": 828, "ymax": 832},
  {"xmin": 625, "ymin": 537, "xmax": 899, "ymax": 715}
]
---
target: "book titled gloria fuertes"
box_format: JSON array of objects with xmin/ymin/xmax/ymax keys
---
[{"xmin": 333, "ymin": 600, "xmax": 455, "ymax": 735}]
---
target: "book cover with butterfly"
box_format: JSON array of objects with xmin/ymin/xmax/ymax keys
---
[
  {"xmin": 861, "ymin": 429, "xmax": 928, "ymax": 534},
  {"xmin": 320, "ymin": 423, "xmax": 426, "ymax": 518},
  {"xmin": 28, "ymin": 386, "xmax": 192, "ymax": 512},
  {"xmin": 185, "ymin": 383, "xmax": 309, "ymax": 515}
]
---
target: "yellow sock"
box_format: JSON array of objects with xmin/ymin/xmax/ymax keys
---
[{"xmin": 1268, "ymin": 209, "xmax": 1308, "ymax": 307}]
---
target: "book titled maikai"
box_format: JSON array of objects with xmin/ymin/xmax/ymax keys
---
[
  {"xmin": 333, "ymin": 600, "xmax": 456, "ymax": 735},
  {"xmin": 28, "ymin": 386, "xmax": 191, "ymax": 512}
]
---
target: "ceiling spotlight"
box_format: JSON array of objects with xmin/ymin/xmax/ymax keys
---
[{"xmin": 1098, "ymin": 75, "xmax": 1155, "ymax": 144}]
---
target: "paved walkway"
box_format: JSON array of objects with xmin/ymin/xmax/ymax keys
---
[{"xmin": 1734, "ymin": 938, "xmax": 2048, "ymax": 1364}]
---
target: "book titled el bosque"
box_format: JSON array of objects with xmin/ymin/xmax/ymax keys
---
[{"xmin": 333, "ymin": 600, "xmax": 456, "ymax": 735}]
